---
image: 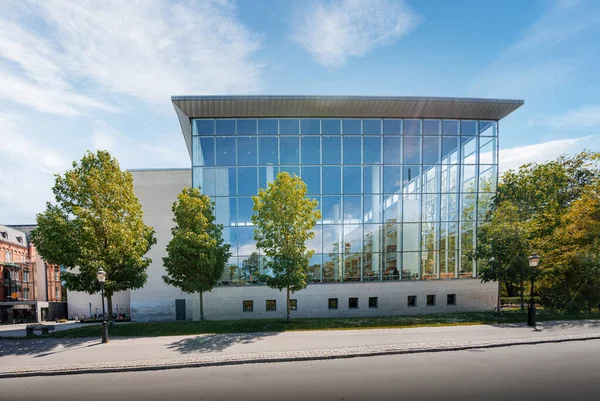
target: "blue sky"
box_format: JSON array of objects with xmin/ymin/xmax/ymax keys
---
[{"xmin": 1, "ymin": 0, "xmax": 599, "ymax": 223}]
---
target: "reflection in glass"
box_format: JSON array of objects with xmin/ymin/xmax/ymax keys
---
[
  {"xmin": 403, "ymin": 137, "xmax": 421, "ymax": 164},
  {"xmin": 423, "ymin": 192, "xmax": 440, "ymax": 222},
  {"xmin": 364, "ymin": 224, "xmax": 383, "ymax": 253},
  {"xmin": 258, "ymin": 119, "xmax": 278, "ymax": 135},
  {"xmin": 461, "ymin": 193, "xmax": 476, "ymax": 221},
  {"xmin": 238, "ymin": 167, "xmax": 257, "ymax": 196},
  {"xmin": 479, "ymin": 137, "xmax": 496, "ymax": 165},
  {"xmin": 461, "ymin": 120, "xmax": 477, "ymax": 136},
  {"xmin": 280, "ymin": 136, "xmax": 300, "ymax": 164},
  {"xmin": 442, "ymin": 137, "xmax": 459, "ymax": 164},
  {"xmin": 363, "ymin": 252, "xmax": 381, "ymax": 281},
  {"xmin": 202, "ymin": 167, "xmax": 216, "ymax": 196},
  {"xmin": 237, "ymin": 119, "xmax": 257, "ymax": 135},
  {"xmin": 322, "ymin": 166, "xmax": 341, "ymax": 194},
  {"xmin": 441, "ymin": 164, "xmax": 458, "ymax": 193},
  {"xmin": 343, "ymin": 136, "xmax": 362, "ymax": 164},
  {"xmin": 441, "ymin": 193, "xmax": 458, "ymax": 221},
  {"xmin": 479, "ymin": 121, "xmax": 496, "ymax": 136},
  {"xmin": 364, "ymin": 194, "xmax": 382, "ymax": 223},
  {"xmin": 479, "ymin": 165, "xmax": 497, "ymax": 193},
  {"xmin": 440, "ymin": 222, "xmax": 457, "ymax": 279},
  {"xmin": 442, "ymin": 120, "xmax": 459, "ymax": 136},
  {"xmin": 302, "ymin": 136, "xmax": 321, "ymax": 164},
  {"xmin": 343, "ymin": 119, "xmax": 361, "ymax": 135},
  {"xmin": 383, "ymin": 119, "xmax": 402, "ymax": 135},
  {"xmin": 343, "ymin": 253, "xmax": 361, "ymax": 281},
  {"xmin": 363, "ymin": 137, "xmax": 381, "ymax": 164},
  {"xmin": 280, "ymin": 165, "xmax": 299, "ymax": 177},
  {"xmin": 403, "ymin": 194, "xmax": 421, "ymax": 222},
  {"xmin": 423, "ymin": 120, "xmax": 441, "ymax": 135},
  {"xmin": 302, "ymin": 166, "xmax": 321, "ymax": 195},
  {"xmin": 222, "ymin": 227, "xmax": 237, "ymax": 255},
  {"xmin": 309, "ymin": 254, "xmax": 323, "ymax": 283},
  {"xmin": 193, "ymin": 137, "xmax": 215, "ymax": 166},
  {"xmin": 301, "ymin": 118, "xmax": 321, "ymax": 134},
  {"xmin": 422, "ymin": 137, "xmax": 440, "ymax": 164},
  {"xmin": 237, "ymin": 197, "xmax": 254, "ymax": 225},
  {"xmin": 322, "ymin": 119, "xmax": 341, "ymax": 135},
  {"xmin": 423, "ymin": 166, "xmax": 439, "ymax": 193},
  {"xmin": 259, "ymin": 166, "xmax": 277, "ymax": 190},
  {"xmin": 258, "ymin": 137, "xmax": 278, "ymax": 165},
  {"xmin": 403, "ymin": 166, "xmax": 421, "ymax": 192},
  {"xmin": 462, "ymin": 137, "xmax": 477, "ymax": 164},
  {"xmin": 307, "ymin": 226, "xmax": 323, "ymax": 253},
  {"xmin": 322, "ymin": 253, "xmax": 341, "ymax": 282},
  {"xmin": 216, "ymin": 137, "xmax": 236, "ymax": 165},
  {"xmin": 383, "ymin": 137, "xmax": 401, "ymax": 164},
  {"xmin": 216, "ymin": 119, "xmax": 236, "ymax": 135},
  {"xmin": 322, "ymin": 196, "xmax": 342, "ymax": 223},
  {"xmin": 322, "ymin": 136, "xmax": 341, "ymax": 164},
  {"xmin": 462, "ymin": 165, "xmax": 477, "ymax": 192},
  {"xmin": 279, "ymin": 119, "xmax": 299, "ymax": 135},
  {"xmin": 344, "ymin": 224, "xmax": 362, "ymax": 253},
  {"xmin": 404, "ymin": 119, "xmax": 421, "ymax": 135},
  {"xmin": 363, "ymin": 119, "xmax": 382, "ymax": 135},
  {"xmin": 343, "ymin": 166, "xmax": 361, "ymax": 194},
  {"xmin": 216, "ymin": 197, "xmax": 236, "ymax": 226},
  {"xmin": 383, "ymin": 166, "xmax": 401, "ymax": 194},
  {"xmin": 363, "ymin": 166, "xmax": 381, "ymax": 194},
  {"xmin": 323, "ymin": 225, "xmax": 344, "ymax": 254},
  {"xmin": 343, "ymin": 196, "xmax": 362, "ymax": 223},
  {"xmin": 383, "ymin": 194, "xmax": 401, "ymax": 223},
  {"xmin": 194, "ymin": 119, "xmax": 214, "ymax": 136},
  {"xmin": 402, "ymin": 252, "xmax": 420, "ymax": 280},
  {"xmin": 237, "ymin": 136, "xmax": 257, "ymax": 165},
  {"xmin": 216, "ymin": 167, "xmax": 236, "ymax": 196},
  {"xmin": 238, "ymin": 226, "xmax": 258, "ymax": 255}
]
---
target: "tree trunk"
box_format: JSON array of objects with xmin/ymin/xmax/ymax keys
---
[
  {"xmin": 286, "ymin": 287, "xmax": 290, "ymax": 323},
  {"xmin": 106, "ymin": 293, "xmax": 114, "ymax": 328},
  {"xmin": 520, "ymin": 277, "xmax": 525, "ymax": 311},
  {"xmin": 497, "ymin": 280, "xmax": 502, "ymax": 312},
  {"xmin": 199, "ymin": 291, "xmax": 205, "ymax": 321}
]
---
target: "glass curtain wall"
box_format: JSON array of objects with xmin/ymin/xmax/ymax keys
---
[{"xmin": 191, "ymin": 118, "xmax": 498, "ymax": 284}]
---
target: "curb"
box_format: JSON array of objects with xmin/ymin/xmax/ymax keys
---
[{"xmin": 1, "ymin": 333, "xmax": 599, "ymax": 379}]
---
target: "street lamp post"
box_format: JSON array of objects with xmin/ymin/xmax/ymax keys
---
[
  {"xmin": 527, "ymin": 253, "xmax": 540, "ymax": 327},
  {"xmin": 96, "ymin": 268, "xmax": 109, "ymax": 343}
]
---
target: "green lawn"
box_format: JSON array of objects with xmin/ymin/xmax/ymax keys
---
[{"xmin": 45, "ymin": 310, "xmax": 600, "ymax": 338}]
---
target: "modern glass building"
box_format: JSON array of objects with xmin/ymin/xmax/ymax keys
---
[{"xmin": 173, "ymin": 96, "xmax": 523, "ymax": 288}]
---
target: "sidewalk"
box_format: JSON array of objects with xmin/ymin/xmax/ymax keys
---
[{"xmin": 1, "ymin": 320, "xmax": 599, "ymax": 378}]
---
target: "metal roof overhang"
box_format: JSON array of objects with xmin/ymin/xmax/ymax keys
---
[{"xmin": 172, "ymin": 95, "xmax": 524, "ymax": 159}]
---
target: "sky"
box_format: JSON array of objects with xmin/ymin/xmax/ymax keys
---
[{"xmin": 0, "ymin": 0, "xmax": 599, "ymax": 224}]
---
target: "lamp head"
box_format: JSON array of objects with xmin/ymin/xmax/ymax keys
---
[
  {"xmin": 97, "ymin": 268, "xmax": 107, "ymax": 283},
  {"xmin": 528, "ymin": 253, "xmax": 540, "ymax": 268}
]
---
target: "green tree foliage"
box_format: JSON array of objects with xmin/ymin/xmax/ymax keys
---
[
  {"xmin": 241, "ymin": 252, "xmax": 261, "ymax": 284},
  {"xmin": 162, "ymin": 187, "xmax": 231, "ymax": 321},
  {"xmin": 31, "ymin": 151, "xmax": 156, "ymax": 322},
  {"xmin": 252, "ymin": 172, "xmax": 321, "ymax": 322}
]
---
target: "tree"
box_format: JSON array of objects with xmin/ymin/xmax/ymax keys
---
[
  {"xmin": 162, "ymin": 187, "xmax": 231, "ymax": 321},
  {"xmin": 241, "ymin": 252, "xmax": 261, "ymax": 284},
  {"xmin": 31, "ymin": 151, "xmax": 156, "ymax": 323},
  {"xmin": 252, "ymin": 172, "xmax": 321, "ymax": 322}
]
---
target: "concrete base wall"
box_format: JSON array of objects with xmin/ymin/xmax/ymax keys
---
[{"xmin": 67, "ymin": 290, "xmax": 130, "ymax": 319}]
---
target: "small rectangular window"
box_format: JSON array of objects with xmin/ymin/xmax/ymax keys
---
[
  {"xmin": 369, "ymin": 297, "xmax": 378, "ymax": 308},
  {"xmin": 427, "ymin": 295, "xmax": 436, "ymax": 306},
  {"xmin": 328, "ymin": 298, "xmax": 338, "ymax": 309},
  {"xmin": 349, "ymin": 297, "xmax": 359, "ymax": 309},
  {"xmin": 24, "ymin": 271, "xmax": 29, "ymax": 282},
  {"xmin": 266, "ymin": 299, "xmax": 276, "ymax": 311},
  {"xmin": 243, "ymin": 300, "xmax": 253, "ymax": 312},
  {"xmin": 447, "ymin": 294, "xmax": 457, "ymax": 305},
  {"xmin": 23, "ymin": 288, "xmax": 29, "ymax": 300},
  {"xmin": 407, "ymin": 295, "xmax": 417, "ymax": 307},
  {"xmin": 290, "ymin": 299, "xmax": 298, "ymax": 310}
]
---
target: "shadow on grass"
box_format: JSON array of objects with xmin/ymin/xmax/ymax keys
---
[{"xmin": 166, "ymin": 332, "xmax": 280, "ymax": 354}]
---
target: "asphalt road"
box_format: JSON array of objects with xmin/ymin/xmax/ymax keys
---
[{"xmin": 1, "ymin": 340, "xmax": 599, "ymax": 401}]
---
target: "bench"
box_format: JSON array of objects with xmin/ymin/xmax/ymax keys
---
[{"xmin": 25, "ymin": 324, "xmax": 56, "ymax": 336}]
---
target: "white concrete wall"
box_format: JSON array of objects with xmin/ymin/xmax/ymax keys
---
[
  {"xmin": 67, "ymin": 290, "xmax": 130, "ymax": 319},
  {"xmin": 129, "ymin": 169, "xmax": 193, "ymax": 321}
]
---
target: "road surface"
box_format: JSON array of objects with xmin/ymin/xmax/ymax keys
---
[{"xmin": 1, "ymin": 340, "xmax": 598, "ymax": 401}]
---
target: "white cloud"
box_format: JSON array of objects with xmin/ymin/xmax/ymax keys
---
[
  {"xmin": 532, "ymin": 106, "xmax": 600, "ymax": 129},
  {"xmin": 497, "ymin": 136, "xmax": 594, "ymax": 173},
  {"xmin": 291, "ymin": 0, "xmax": 422, "ymax": 68},
  {"xmin": 0, "ymin": 0, "xmax": 262, "ymax": 116}
]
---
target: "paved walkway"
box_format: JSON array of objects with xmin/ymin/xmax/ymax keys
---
[
  {"xmin": 0, "ymin": 321, "xmax": 86, "ymax": 337},
  {"xmin": 1, "ymin": 320, "xmax": 599, "ymax": 378}
]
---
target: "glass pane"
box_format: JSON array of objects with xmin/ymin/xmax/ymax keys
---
[
  {"xmin": 322, "ymin": 119, "xmax": 341, "ymax": 135},
  {"xmin": 462, "ymin": 165, "xmax": 477, "ymax": 192},
  {"xmin": 301, "ymin": 136, "xmax": 321, "ymax": 164},
  {"xmin": 216, "ymin": 137, "xmax": 236, "ymax": 165},
  {"xmin": 200, "ymin": 167, "xmax": 216, "ymax": 196},
  {"xmin": 238, "ymin": 167, "xmax": 258, "ymax": 196},
  {"xmin": 237, "ymin": 136, "xmax": 257, "ymax": 165},
  {"xmin": 442, "ymin": 120, "xmax": 459, "ymax": 136},
  {"xmin": 222, "ymin": 227, "xmax": 237, "ymax": 255},
  {"xmin": 280, "ymin": 136, "xmax": 300, "ymax": 164},
  {"xmin": 302, "ymin": 166, "xmax": 321, "ymax": 195},
  {"xmin": 216, "ymin": 119, "xmax": 235, "ymax": 135},
  {"xmin": 237, "ymin": 119, "xmax": 257, "ymax": 135},
  {"xmin": 323, "ymin": 253, "xmax": 341, "ymax": 282},
  {"xmin": 259, "ymin": 166, "xmax": 278, "ymax": 190},
  {"xmin": 344, "ymin": 253, "xmax": 361, "ymax": 282},
  {"xmin": 216, "ymin": 197, "xmax": 237, "ymax": 226},
  {"xmin": 216, "ymin": 167, "xmax": 236, "ymax": 196},
  {"xmin": 309, "ymin": 254, "xmax": 323, "ymax": 283},
  {"xmin": 479, "ymin": 165, "xmax": 497, "ymax": 193},
  {"xmin": 421, "ymin": 222, "xmax": 438, "ymax": 252},
  {"xmin": 280, "ymin": 166, "xmax": 299, "ymax": 177},
  {"xmin": 422, "ymin": 250, "xmax": 438, "ymax": 279},
  {"xmin": 363, "ymin": 137, "xmax": 381, "ymax": 164},
  {"xmin": 343, "ymin": 119, "xmax": 361, "ymax": 135},
  {"xmin": 423, "ymin": 166, "xmax": 440, "ymax": 193},
  {"xmin": 322, "ymin": 196, "xmax": 342, "ymax": 223},
  {"xmin": 402, "ymin": 252, "xmax": 420, "ymax": 280},
  {"xmin": 403, "ymin": 166, "xmax": 421, "ymax": 192},
  {"xmin": 441, "ymin": 164, "xmax": 458, "ymax": 193},
  {"xmin": 343, "ymin": 166, "xmax": 362, "ymax": 194},
  {"xmin": 258, "ymin": 119, "xmax": 278, "ymax": 135},
  {"xmin": 344, "ymin": 224, "xmax": 362, "ymax": 252},
  {"xmin": 237, "ymin": 197, "xmax": 254, "ymax": 226},
  {"xmin": 422, "ymin": 137, "xmax": 440, "ymax": 164},
  {"xmin": 343, "ymin": 136, "xmax": 362, "ymax": 164},
  {"xmin": 363, "ymin": 119, "xmax": 382, "ymax": 135},
  {"xmin": 193, "ymin": 137, "xmax": 215, "ymax": 166},
  {"xmin": 307, "ymin": 226, "xmax": 323, "ymax": 253},
  {"xmin": 238, "ymin": 226, "xmax": 257, "ymax": 255},
  {"xmin": 363, "ymin": 252, "xmax": 381, "ymax": 281},
  {"xmin": 441, "ymin": 193, "xmax": 458, "ymax": 221},
  {"xmin": 479, "ymin": 137, "xmax": 496, "ymax": 165},
  {"xmin": 403, "ymin": 224, "xmax": 420, "ymax": 251},
  {"xmin": 404, "ymin": 119, "xmax": 421, "ymax": 135},
  {"xmin": 322, "ymin": 166, "xmax": 341, "ymax": 194},
  {"xmin": 383, "ymin": 136, "xmax": 401, "ymax": 165},
  {"xmin": 461, "ymin": 120, "xmax": 477, "ymax": 136},
  {"xmin": 323, "ymin": 225, "xmax": 343, "ymax": 254},
  {"xmin": 301, "ymin": 118, "xmax": 320, "ymax": 135},
  {"xmin": 403, "ymin": 137, "xmax": 421, "ymax": 164},
  {"xmin": 258, "ymin": 137, "xmax": 278, "ymax": 165},
  {"xmin": 422, "ymin": 192, "xmax": 440, "ymax": 222},
  {"xmin": 403, "ymin": 194, "xmax": 421, "ymax": 222},
  {"xmin": 194, "ymin": 119, "xmax": 214, "ymax": 136},
  {"xmin": 461, "ymin": 193, "xmax": 476, "ymax": 221},
  {"xmin": 364, "ymin": 224, "xmax": 383, "ymax": 253},
  {"xmin": 479, "ymin": 121, "xmax": 496, "ymax": 136},
  {"xmin": 423, "ymin": 120, "xmax": 441, "ymax": 135},
  {"xmin": 363, "ymin": 165, "xmax": 381, "ymax": 194},
  {"xmin": 383, "ymin": 166, "xmax": 401, "ymax": 194},
  {"xmin": 478, "ymin": 191, "xmax": 494, "ymax": 219},
  {"xmin": 462, "ymin": 137, "xmax": 477, "ymax": 164},
  {"xmin": 383, "ymin": 119, "xmax": 402, "ymax": 135},
  {"xmin": 383, "ymin": 194, "xmax": 402, "ymax": 222},
  {"xmin": 442, "ymin": 137, "xmax": 459, "ymax": 164},
  {"xmin": 364, "ymin": 194, "xmax": 382, "ymax": 223},
  {"xmin": 322, "ymin": 136, "xmax": 341, "ymax": 164},
  {"xmin": 343, "ymin": 196, "xmax": 362, "ymax": 223},
  {"xmin": 279, "ymin": 119, "xmax": 299, "ymax": 135}
]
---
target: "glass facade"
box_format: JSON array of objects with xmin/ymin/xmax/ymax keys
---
[{"xmin": 192, "ymin": 118, "xmax": 498, "ymax": 284}]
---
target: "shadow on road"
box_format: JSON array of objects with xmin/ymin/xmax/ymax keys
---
[
  {"xmin": 0, "ymin": 338, "xmax": 101, "ymax": 358},
  {"xmin": 166, "ymin": 332, "xmax": 280, "ymax": 354},
  {"xmin": 492, "ymin": 320, "xmax": 600, "ymax": 330}
]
